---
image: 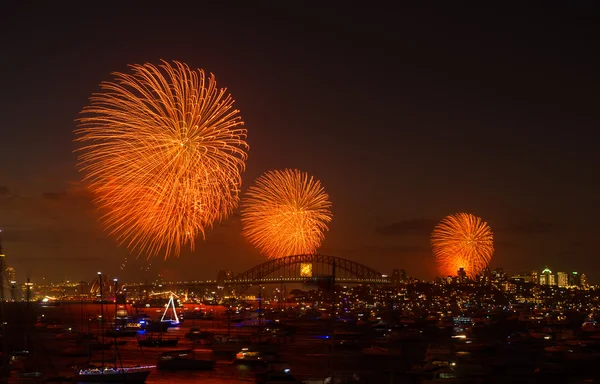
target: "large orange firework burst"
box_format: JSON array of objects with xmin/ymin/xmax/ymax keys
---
[
  {"xmin": 241, "ymin": 169, "xmax": 332, "ymax": 258},
  {"xmin": 431, "ymin": 213, "xmax": 494, "ymax": 278},
  {"xmin": 75, "ymin": 60, "xmax": 248, "ymax": 259}
]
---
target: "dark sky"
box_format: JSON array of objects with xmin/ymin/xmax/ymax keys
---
[{"xmin": 1, "ymin": 3, "xmax": 599, "ymax": 283}]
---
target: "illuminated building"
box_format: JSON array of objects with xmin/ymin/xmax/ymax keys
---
[
  {"xmin": 512, "ymin": 272, "xmax": 534, "ymax": 283},
  {"xmin": 492, "ymin": 268, "xmax": 507, "ymax": 284},
  {"xmin": 581, "ymin": 273, "xmax": 589, "ymax": 290},
  {"xmin": 557, "ymin": 272, "xmax": 568, "ymax": 288},
  {"xmin": 391, "ymin": 268, "xmax": 409, "ymax": 285},
  {"xmin": 399, "ymin": 269, "xmax": 407, "ymax": 282},
  {"xmin": 457, "ymin": 268, "xmax": 467, "ymax": 284},
  {"xmin": 480, "ymin": 267, "xmax": 492, "ymax": 285},
  {"xmin": 540, "ymin": 267, "xmax": 556, "ymax": 286},
  {"xmin": 570, "ymin": 272, "xmax": 581, "ymax": 287},
  {"xmin": 531, "ymin": 270, "xmax": 539, "ymax": 285},
  {"xmin": 5, "ymin": 266, "xmax": 15, "ymax": 284}
]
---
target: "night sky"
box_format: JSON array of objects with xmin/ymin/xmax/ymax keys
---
[{"xmin": 1, "ymin": 4, "xmax": 599, "ymax": 283}]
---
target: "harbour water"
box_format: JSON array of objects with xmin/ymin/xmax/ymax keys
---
[{"xmin": 3, "ymin": 302, "xmax": 600, "ymax": 383}]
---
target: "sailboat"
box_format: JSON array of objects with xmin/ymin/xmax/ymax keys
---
[
  {"xmin": 137, "ymin": 294, "xmax": 179, "ymax": 348},
  {"xmin": 74, "ymin": 273, "xmax": 152, "ymax": 383},
  {"xmin": 160, "ymin": 293, "xmax": 181, "ymax": 326}
]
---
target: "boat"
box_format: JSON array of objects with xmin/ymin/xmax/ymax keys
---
[
  {"xmin": 422, "ymin": 368, "xmax": 484, "ymax": 383},
  {"xmin": 61, "ymin": 344, "xmax": 89, "ymax": 357},
  {"xmin": 73, "ymin": 366, "xmax": 152, "ymax": 383},
  {"xmin": 56, "ymin": 330, "xmax": 95, "ymax": 340},
  {"xmin": 211, "ymin": 336, "xmax": 251, "ymax": 354},
  {"xmin": 408, "ymin": 359, "xmax": 453, "ymax": 374},
  {"xmin": 425, "ymin": 344, "xmax": 453, "ymax": 361},
  {"xmin": 105, "ymin": 328, "xmax": 140, "ymax": 338},
  {"xmin": 255, "ymin": 369, "xmax": 300, "ymax": 383},
  {"xmin": 544, "ymin": 344, "xmax": 570, "ymax": 353},
  {"xmin": 184, "ymin": 327, "xmax": 212, "ymax": 340},
  {"xmin": 234, "ymin": 348, "xmax": 269, "ymax": 367},
  {"xmin": 156, "ymin": 349, "xmax": 215, "ymax": 371},
  {"xmin": 137, "ymin": 333, "xmax": 179, "ymax": 347},
  {"xmin": 361, "ymin": 346, "xmax": 402, "ymax": 356},
  {"xmin": 581, "ymin": 320, "xmax": 600, "ymax": 332},
  {"xmin": 8, "ymin": 371, "xmax": 45, "ymax": 384},
  {"xmin": 88, "ymin": 341, "xmax": 114, "ymax": 351},
  {"xmin": 142, "ymin": 320, "xmax": 170, "ymax": 333},
  {"xmin": 75, "ymin": 273, "xmax": 151, "ymax": 383},
  {"xmin": 332, "ymin": 331, "xmax": 363, "ymax": 349}
]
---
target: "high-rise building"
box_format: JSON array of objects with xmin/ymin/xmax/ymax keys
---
[
  {"xmin": 531, "ymin": 270, "xmax": 539, "ymax": 284},
  {"xmin": 399, "ymin": 269, "xmax": 407, "ymax": 282},
  {"xmin": 581, "ymin": 273, "xmax": 589, "ymax": 290},
  {"xmin": 557, "ymin": 272, "xmax": 568, "ymax": 288},
  {"xmin": 570, "ymin": 272, "xmax": 581, "ymax": 287},
  {"xmin": 457, "ymin": 268, "xmax": 467, "ymax": 284},
  {"xmin": 391, "ymin": 269, "xmax": 400, "ymax": 285},
  {"xmin": 540, "ymin": 267, "xmax": 556, "ymax": 286},
  {"xmin": 5, "ymin": 266, "xmax": 15, "ymax": 283},
  {"xmin": 492, "ymin": 268, "xmax": 507, "ymax": 283}
]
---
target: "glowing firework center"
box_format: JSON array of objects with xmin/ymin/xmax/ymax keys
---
[{"xmin": 300, "ymin": 263, "xmax": 313, "ymax": 277}]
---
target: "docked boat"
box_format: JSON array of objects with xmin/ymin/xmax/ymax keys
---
[
  {"xmin": 422, "ymin": 368, "xmax": 484, "ymax": 383},
  {"xmin": 7, "ymin": 371, "xmax": 45, "ymax": 384},
  {"xmin": 255, "ymin": 369, "xmax": 300, "ymax": 383},
  {"xmin": 73, "ymin": 366, "xmax": 151, "ymax": 383},
  {"xmin": 74, "ymin": 272, "xmax": 152, "ymax": 383},
  {"xmin": 362, "ymin": 346, "xmax": 402, "ymax": 356},
  {"xmin": 89, "ymin": 341, "xmax": 114, "ymax": 351},
  {"xmin": 137, "ymin": 333, "xmax": 179, "ymax": 347},
  {"xmin": 211, "ymin": 336, "xmax": 251, "ymax": 354},
  {"xmin": 142, "ymin": 321, "xmax": 170, "ymax": 333},
  {"xmin": 156, "ymin": 349, "xmax": 215, "ymax": 371},
  {"xmin": 61, "ymin": 344, "xmax": 89, "ymax": 357},
  {"xmin": 544, "ymin": 344, "xmax": 570, "ymax": 353},
  {"xmin": 105, "ymin": 328, "xmax": 140, "ymax": 338},
  {"xmin": 184, "ymin": 327, "xmax": 214, "ymax": 343},
  {"xmin": 581, "ymin": 319, "xmax": 600, "ymax": 332},
  {"xmin": 234, "ymin": 348, "xmax": 269, "ymax": 367}
]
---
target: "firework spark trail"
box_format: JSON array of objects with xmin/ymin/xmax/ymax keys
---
[
  {"xmin": 75, "ymin": 60, "xmax": 248, "ymax": 259},
  {"xmin": 431, "ymin": 212, "xmax": 494, "ymax": 278},
  {"xmin": 241, "ymin": 169, "xmax": 332, "ymax": 258}
]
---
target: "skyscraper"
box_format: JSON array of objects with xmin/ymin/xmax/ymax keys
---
[
  {"xmin": 399, "ymin": 269, "xmax": 407, "ymax": 282},
  {"xmin": 581, "ymin": 273, "xmax": 589, "ymax": 290},
  {"xmin": 531, "ymin": 270, "xmax": 539, "ymax": 284},
  {"xmin": 457, "ymin": 267, "xmax": 467, "ymax": 284},
  {"xmin": 570, "ymin": 272, "xmax": 581, "ymax": 287},
  {"xmin": 540, "ymin": 267, "xmax": 555, "ymax": 286},
  {"xmin": 557, "ymin": 272, "xmax": 568, "ymax": 288}
]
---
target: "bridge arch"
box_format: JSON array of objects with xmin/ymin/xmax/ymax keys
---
[{"xmin": 225, "ymin": 254, "xmax": 389, "ymax": 285}]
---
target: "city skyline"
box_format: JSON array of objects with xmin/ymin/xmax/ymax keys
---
[
  {"xmin": 0, "ymin": 245, "xmax": 593, "ymax": 288},
  {"xmin": 1, "ymin": 4, "xmax": 600, "ymax": 281}
]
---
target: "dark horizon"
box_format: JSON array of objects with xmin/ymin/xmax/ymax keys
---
[{"xmin": 1, "ymin": 4, "xmax": 599, "ymax": 283}]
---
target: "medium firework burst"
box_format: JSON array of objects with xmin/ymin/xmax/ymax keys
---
[
  {"xmin": 75, "ymin": 60, "xmax": 248, "ymax": 259},
  {"xmin": 431, "ymin": 212, "xmax": 494, "ymax": 278},
  {"xmin": 241, "ymin": 169, "xmax": 332, "ymax": 258}
]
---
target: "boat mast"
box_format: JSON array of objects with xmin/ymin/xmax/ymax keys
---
[
  {"xmin": 329, "ymin": 260, "xmax": 336, "ymax": 382},
  {"xmin": 0, "ymin": 233, "xmax": 8, "ymax": 379},
  {"xmin": 98, "ymin": 272, "xmax": 105, "ymax": 374},
  {"xmin": 114, "ymin": 278, "xmax": 118, "ymax": 369}
]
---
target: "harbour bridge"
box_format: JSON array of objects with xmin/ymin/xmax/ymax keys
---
[{"xmin": 123, "ymin": 254, "xmax": 392, "ymax": 295}]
